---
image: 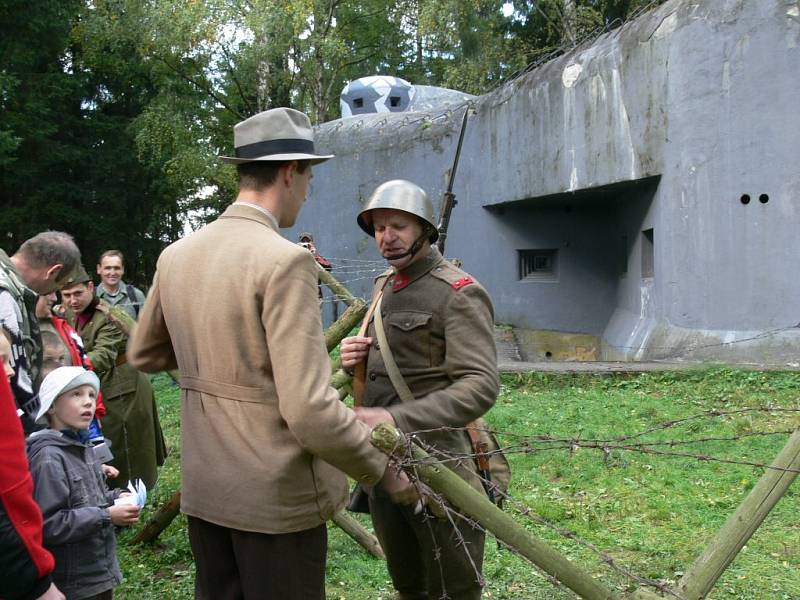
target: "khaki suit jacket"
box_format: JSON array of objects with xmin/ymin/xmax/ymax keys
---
[{"xmin": 128, "ymin": 203, "xmax": 386, "ymax": 534}]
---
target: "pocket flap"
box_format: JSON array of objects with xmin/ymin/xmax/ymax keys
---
[{"xmin": 388, "ymin": 311, "xmax": 432, "ymax": 331}]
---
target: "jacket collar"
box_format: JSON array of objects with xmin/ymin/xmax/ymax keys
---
[
  {"xmin": 220, "ymin": 202, "xmax": 279, "ymax": 232},
  {"xmin": 390, "ymin": 246, "xmax": 443, "ymax": 292},
  {"xmin": 0, "ymin": 248, "xmax": 35, "ymax": 299}
]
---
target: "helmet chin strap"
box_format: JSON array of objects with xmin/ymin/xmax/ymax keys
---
[{"xmin": 382, "ymin": 229, "xmax": 432, "ymax": 262}]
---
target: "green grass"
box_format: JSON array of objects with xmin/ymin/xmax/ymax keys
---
[{"xmin": 117, "ymin": 369, "xmax": 800, "ymax": 599}]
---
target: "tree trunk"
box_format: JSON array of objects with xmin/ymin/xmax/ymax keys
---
[
  {"xmin": 563, "ymin": 0, "xmax": 577, "ymax": 46},
  {"xmin": 130, "ymin": 491, "xmax": 182, "ymax": 544}
]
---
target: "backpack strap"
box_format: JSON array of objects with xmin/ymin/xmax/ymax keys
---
[{"xmin": 126, "ymin": 284, "xmax": 140, "ymax": 318}]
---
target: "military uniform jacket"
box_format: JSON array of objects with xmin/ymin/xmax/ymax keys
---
[
  {"xmin": 363, "ymin": 247, "xmax": 499, "ymax": 476},
  {"xmin": 68, "ymin": 300, "xmax": 134, "ymax": 398},
  {"xmin": 127, "ymin": 203, "xmax": 387, "ymax": 534},
  {"xmin": 69, "ymin": 301, "xmax": 166, "ymax": 489}
]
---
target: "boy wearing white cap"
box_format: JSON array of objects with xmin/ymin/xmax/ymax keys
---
[{"xmin": 27, "ymin": 366, "xmax": 141, "ymax": 600}]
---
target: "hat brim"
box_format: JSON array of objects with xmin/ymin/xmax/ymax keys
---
[{"xmin": 219, "ymin": 152, "xmax": 334, "ymax": 166}]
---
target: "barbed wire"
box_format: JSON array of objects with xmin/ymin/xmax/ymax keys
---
[{"xmin": 386, "ymin": 402, "xmax": 798, "ymax": 599}]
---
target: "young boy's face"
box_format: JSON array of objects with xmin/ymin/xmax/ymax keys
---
[
  {"xmin": 48, "ymin": 384, "xmax": 97, "ymax": 431},
  {"xmin": 0, "ymin": 334, "xmax": 14, "ymax": 382}
]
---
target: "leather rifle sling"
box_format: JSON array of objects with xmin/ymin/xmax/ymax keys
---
[
  {"xmin": 372, "ymin": 295, "xmax": 415, "ymax": 404},
  {"xmin": 352, "ymin": 276, "xmax": 391, "ymax": 407}
]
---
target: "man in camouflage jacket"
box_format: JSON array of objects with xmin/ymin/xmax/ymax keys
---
[{"xmin": 0, "ymin": 232, "xmax": 81, "ymax": 433}]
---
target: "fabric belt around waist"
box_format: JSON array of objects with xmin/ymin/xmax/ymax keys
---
[{"xmin": 180, "ymin": 375, "xmax": 267, "ymax": 404}]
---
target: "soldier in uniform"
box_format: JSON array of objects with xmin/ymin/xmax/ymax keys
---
[
  {"xmin": 341, "ymin": 180, "xmax": 499, "ymax": 600},
  {"xmin": 59, "ymin": 268, "xmax": 166, "ymax": 489}
]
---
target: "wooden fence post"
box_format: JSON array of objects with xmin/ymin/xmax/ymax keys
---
[
  {"xmin": 676, "ymin": 428, "xmax": 800, "ymax": 599},
  {"xmin": 371, "ymin": 423, "xmax": 622, "ymax": 600},
  {"xmin": 325, "ymin": 300, "xmax": 366, "ymax": 352}
]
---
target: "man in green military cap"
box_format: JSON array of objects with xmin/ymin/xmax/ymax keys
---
[
  {"xmin": 60, "ymin": 267, "xmax": 166, "ymax": 489},
  {"xmin": 341, "ymin": 180, "xmax": 499, "ymax": 600}
]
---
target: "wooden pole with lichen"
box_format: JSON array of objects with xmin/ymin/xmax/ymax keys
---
[{"xmin": 676, "ymin": 428, "xmax": 800, "ymax": 599}]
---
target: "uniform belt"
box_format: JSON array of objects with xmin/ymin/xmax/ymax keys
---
[
  {"xmin": 180, "ymin": 375, "xmax": 267, "ymax": 403},
  {"xmin": 115, "ymin": 352, "xmax": 127, "ymax": 367}
]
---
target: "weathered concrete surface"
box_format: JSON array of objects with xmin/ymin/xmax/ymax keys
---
[{"xmin": 296, "ymin": 0, "xmax": 800, "ymax": 365}]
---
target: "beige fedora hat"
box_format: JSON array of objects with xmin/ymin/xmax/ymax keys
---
[{"xmin": 219, "ymin": 107, "xmax": 334, "ymax": 165}]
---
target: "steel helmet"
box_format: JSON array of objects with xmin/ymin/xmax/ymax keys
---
[{"xmin": 357, "ymin": 180, "xmax": 439, "ymax": 242}]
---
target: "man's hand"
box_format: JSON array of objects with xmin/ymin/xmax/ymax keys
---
[
  {"xmin": 381, "ymin": 463, "xmax": 420, "ymax": 506},
  {"xmin": 36, "ymin": 583, "xmax": 65, "ymax": 600},
  {"xmin": 340, "ymin": 336, "xmax": 373, "ymax": 369},
  {"xmin": 101, "ymin": 464, "xmax": 119, "ymax": 479},
  {"xmin": 109, "ymin": 503, "xmax": 141, "ymax": 526},
  {"xmin": 354, "ymin": 406, "xmax": 395, "ymax": 429}
]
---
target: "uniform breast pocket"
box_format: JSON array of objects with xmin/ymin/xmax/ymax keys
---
[{"xmin": 387, "ymin": 311, "xmax": 433, "ymax": 368}]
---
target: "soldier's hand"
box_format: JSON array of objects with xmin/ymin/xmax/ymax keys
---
[
  {"xmin": 381, "ymin": 464, "xmax": 420, "ymax": 506},
  {"xmin": 355, "ymin": 406, "xmax": 395, "ymax": 429},
  {"xmin": 341, "ymin": 336, "xmax": 373, "ymax": 369}
]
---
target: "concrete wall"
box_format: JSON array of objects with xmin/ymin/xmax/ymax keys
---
[{"xmin": 292, "ymin": 0, "xmax": 800, "ymax": 365}]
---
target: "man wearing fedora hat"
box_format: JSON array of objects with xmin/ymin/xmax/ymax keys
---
[{"xmin": 129, "ymin": 108, "xmax": 413, "ymax": 599}]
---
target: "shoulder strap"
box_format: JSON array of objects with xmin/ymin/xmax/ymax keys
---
[
  {"xmin": 126, "ymin": 284, "xmax": 140, "ymax": 318},
  {"xmin": 372, "ymin": 296, "xmax": 415, "ymax": 404}
]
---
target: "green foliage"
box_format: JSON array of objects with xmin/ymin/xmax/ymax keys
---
[
  {"xmin": 118, "ymin": 369, "xmax": 800, "ymax": 598},
  {"xmin": 0, "ymin": 0, "xmax": 667, "ymax": 275}
]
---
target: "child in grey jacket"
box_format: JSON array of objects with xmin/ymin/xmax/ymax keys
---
[{"xmin": 27, "ymin": 366, "xmax": 141, "ymax": 600}]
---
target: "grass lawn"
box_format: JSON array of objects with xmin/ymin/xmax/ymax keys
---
[{"xmin": 116, "ymin": 369, "xmax": 800, "ymax": 599}]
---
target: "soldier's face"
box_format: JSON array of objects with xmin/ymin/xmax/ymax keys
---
[
  {"xmin": 97, "ymin": 256, "xmax": 124, "ymax": 289},
  {"xmin": 372, "ymin": 209, "xmax": 426, "ymax": 270},
  {"xmin": 60, "ymin": 282, "xmax": 95, "ymax": 314}
]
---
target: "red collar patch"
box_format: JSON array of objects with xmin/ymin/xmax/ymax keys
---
[
  {"xmin": 392, "ymin": 273, "xmax": 412, "ymax": 291},
  {"xmin": 451, "ymin": 276, "xmax": 474, "ymax": 290}
]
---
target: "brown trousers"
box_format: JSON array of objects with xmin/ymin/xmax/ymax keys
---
[
  {"xmin": 187, "ymin": 516, "xmax": 327, "ymax": 600},
  {"xmin": 369, "ymin": 486, "xmax": 485, "ymax": 600}
]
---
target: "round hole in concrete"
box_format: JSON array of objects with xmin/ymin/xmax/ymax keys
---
[
  {"xmin": 740, "ymin": 194, "xmax": 751, "ymax": 205},
  {"xmin": 544, "ymin": 351, "xmax": 552, "ymax": 359},
  {"xmin": 759, "ymin": 194, "xmax": 769, "ymax": 204}
]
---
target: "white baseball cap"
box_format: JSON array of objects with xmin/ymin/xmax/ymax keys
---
[{"xmin": 36, "ymin": 366, "xmax": 100, "ymax": 423}]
